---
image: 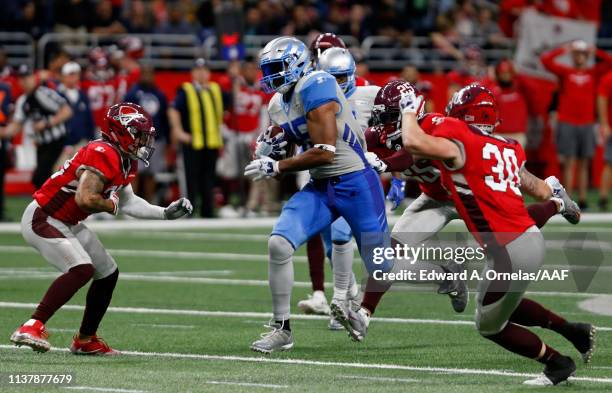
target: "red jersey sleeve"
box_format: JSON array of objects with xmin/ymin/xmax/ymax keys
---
[
  {"xmin": 598, "ymin": 72, "xmax": 612, "ymax": 97},
  {"xmin": 540, "ymin": 47, "xmax": 571, "ymax": 77},
  {"xmin": 429, "ymin": 117, "xmax": 468, "ymax": 141},
  {"xmin": 78, "ymin": 143, "xmax": 121, "ymax": 183}
]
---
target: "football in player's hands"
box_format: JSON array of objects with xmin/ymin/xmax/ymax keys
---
[{"xmin": 164, "ymin": 198, "xmax": 193, "ymax": 220}]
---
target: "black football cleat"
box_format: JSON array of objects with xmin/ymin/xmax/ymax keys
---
[
  {"xmin": 558, "ymin": 322, "xmax": 596, "ymax": 364},
  {"xmin": 438, "ymin": 262, "xmax": 468, "ymax": 313},
  {"xmin": 523, "ymin": 355, "xmax": 576, "ymax": 386}
]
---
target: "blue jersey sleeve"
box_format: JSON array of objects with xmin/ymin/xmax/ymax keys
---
[{"xmin": 299, "ymin": 72, "xmax": 340, "ymax": 114}]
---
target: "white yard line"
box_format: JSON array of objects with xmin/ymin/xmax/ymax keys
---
[
  {"xmin": 64, "ymin": 387, "xmax": 148, "ymax": 393},
  {"xmin": 0, "ymin": 213, "xmax": 611, "ymax": 233},
  {"xmin": 1, "ymin": 268, "xmax": 611, "ymax": 297},
  {"xmin": 1, "ymin": 345, "xmax": 611, "ymax": 385},
  {"xmin": 1, "ymin": 301, "xmax": 611, "ymax": 331},
  {"xmin": 0, "ymin": 245, "xmax": 308, "ymax": 263},
  {"xmin": 0, "ymin": 270, "xmax": 314, "ymax": 288},
  {"xmin": 132, "ymin": 323, "xmax": 196, "ymax": 329},
  {"xmin": 339, "ymin": 375, "xmax": 419, "ymax": 383},
  {"xmin": 204, "ymin": 381, "xmax": 288, "ymax": 389},
  {"xmin": 108, "ymin": 231, "xmax": 270, "ymax": 242}
]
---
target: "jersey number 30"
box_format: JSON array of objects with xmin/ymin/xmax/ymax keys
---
[{"xmin": 482, "ymin": 143, "xmax": 521, "ymax": 196}]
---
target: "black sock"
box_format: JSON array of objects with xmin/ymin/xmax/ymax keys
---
[{"xmin": 276, "ymin": 319, "xmax": 291, "ymax": 331}]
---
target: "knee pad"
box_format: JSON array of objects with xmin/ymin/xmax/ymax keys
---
[{"xmin": 268, "ymin": 235, "xmax": 294, "ymax": 264}]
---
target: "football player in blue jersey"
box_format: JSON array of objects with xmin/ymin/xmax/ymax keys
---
[{"xmin": 245, "ymin": 36, "xmax": 392, "ymax": 352}]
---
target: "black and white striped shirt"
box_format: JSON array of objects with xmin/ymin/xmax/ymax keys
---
[{"xmin": 14, "ymin": 86, "xmax": 68, "ymax": 144}]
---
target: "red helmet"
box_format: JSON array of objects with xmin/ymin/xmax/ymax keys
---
[
  {"xmin": 372, "ymin": 80, "xmax": 425, "ymax": 126},
  {"xmin": 446, "ymin": 84, "xmax": 499, "ymax": 134},
  {"xmin": 103, "ymin": 103, "xmax": 156, "ymax": 165},
  {"xmin": 118, "ymin": 36, "xmax": 144, "ymax": 59},
  {"xmin": 89, "ymin": 47, "xmax": 109, "ymax": 68},
  {"xmin": 310, "ymin": 33, "xmax": 346, "ymax": 61}
]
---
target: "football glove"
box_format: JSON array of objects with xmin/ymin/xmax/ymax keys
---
[
  {"xmin": 386, "ymin": 177, "xmax": 405, "ymax": 210},
  {"xmin": 109, "ymin": 191, "xmax": 120, "ymax": 215},
  {"xmin": 244, "ymin": 156, "xmax": 280, "ymax": 181},
  {"xmin": 365, "ymin": 152, "xmax": 388, "ymax": 173},
  {"xmin": 399, "ymin": 89, "xmax": 424, "ymax": 115},
  {"xmin": 164, "ymin": 198, "xmax": 193, "ymax": 220},
  {"xmin": 255, "ymin": 126, "xmax": 288, "ymax": 159}
]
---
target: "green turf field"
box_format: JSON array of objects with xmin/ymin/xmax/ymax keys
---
[{"xmin": 0, "ymin": 217, "xmax": 611, "ymax": 393}]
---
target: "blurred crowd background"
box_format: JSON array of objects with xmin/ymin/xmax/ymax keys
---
[{"xmin": 0, "ymin": 0, "xmax": 612, "ymax": 221}]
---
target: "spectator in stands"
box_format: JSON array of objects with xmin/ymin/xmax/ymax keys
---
[
  {"xmin": 124, "ymin": 65, "xmax": 170, "ymax": 203},
  {"xmin": 0, "ymin": 81, "xmax": 12, "ymax": 221},
  {"xmin": 446, "ymin": 44, "xmax": 492, "ymax": 98},
  {"xmin": 169, "ymin": 58, "xmax": 224, "ymax": 218},
  {"xmin": 154, "ymin": 1, "xmax": 193, "ymax": 35},
  {"xmin": 597, "ymin": 69, "xmax": 612, "ymax": 211},
  {"xmin": 90, "ymin": 0, "xmax": 126, "ymax": 35},
  {"xmin": 541, "ymin": 40, "xmax": 612, "ymax": 209},
  {"xmin": 57, "ymin": 62, "xmax": 95, "ymax": 154},
  {"xmin": 54, "ymin": 0, "xmax": 92, "ymax": 34},
  {"xmin": 1, "ymin": 65, "xmax": 72, "ymax": 189},
  {"xmin": 0, "ymin": 47, "xmax": 13, "ymax": 82},
  {"xmin": 124, "ymin": 0, "xmax": 154, "ymax": 34},
  {"xmin": 401, "ymin": 65, "xmax": 434, "ymax": 112},
  {"xmin": 492, "ymin": 59, "xmax": 528, "ymax": 146}
]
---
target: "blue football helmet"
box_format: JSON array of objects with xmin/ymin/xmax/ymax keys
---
[
  {"xmin": 259, "ymin": 36, "xmax": 311, "ymax": 94},
  {"xmin": 316, "ymin": 47, "xmax": 356, "ymax": 96}
]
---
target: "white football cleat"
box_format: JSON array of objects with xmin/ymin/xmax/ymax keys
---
[
  {"xmin": 523, "ymin": 355, "xmax": 576, "ymax": 386},
  {"xmin": 297, "ymin": 290, "xmax": 330, "ymax": 315},
  {"xmin": 250, "ymin": 322, "xmax": 294, "ymax": 354}
]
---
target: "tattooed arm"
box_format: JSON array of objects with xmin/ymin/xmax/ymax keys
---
[
  {"xmin": 519, "ymin": 167, "xmax": 552, "ymax": 201},
  {"xmin": 75, "ymin": 170, "xmax": 118, "ymax": 214}
]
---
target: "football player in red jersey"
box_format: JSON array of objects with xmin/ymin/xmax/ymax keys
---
[
  {"xmin": 82, "ymin": 47, "xmax": 120, "ymax": 132},
  {"xmin": 10, "ymin": 103, "xmax": 192, "ymax": 355},
  {"xmin": 341, "ymin": 81, "xmax": 579, "ymax": 341},
  {"xmin": 398, "ymin": 85, "xmax": 594, "ymax": 385}
]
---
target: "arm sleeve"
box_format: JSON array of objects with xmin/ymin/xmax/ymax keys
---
[
  {"xmin": 540, "ymin": 47, "xmax": 570, "ymax": 77},
  {"xmin": 299, "ymin": 73, "xmax": 340, "ymax": 113},
  {"xmin": 598, "ymin": 74, "xmax": 611, "ymax": 98},
  {"xmin": 118, "ymin": 184, "xmax": 166, "ymax": 219},
  {"xmin": 36, "ymin": 86, "xmax": 68, "ymax": 113},
  {"xmin": 13, "ymin": 96, "xmax": 26, "ymax": 123}
]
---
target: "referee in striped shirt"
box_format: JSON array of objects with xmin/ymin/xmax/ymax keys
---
[{"xmin": 3, "ymin": 65, "xmax": 72, "ymax": 188}]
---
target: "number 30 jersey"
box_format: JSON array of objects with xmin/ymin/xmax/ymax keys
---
[
  {"xmin": 33, "ymin": 140, "xmax": 137, "ymax": 225},
  {"xmin": 429, "ymin": 116, "xmax": 535, "ymax": 243}
]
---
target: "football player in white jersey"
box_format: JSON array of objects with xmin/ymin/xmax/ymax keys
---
[{"xmin": 244, "ymin": 37, "xmax": 393, "ymax": 352}]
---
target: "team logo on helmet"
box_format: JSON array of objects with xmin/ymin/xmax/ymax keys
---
[{"xmin": 114, "ymin": 105, "xmax": 147, "ymax": 129}]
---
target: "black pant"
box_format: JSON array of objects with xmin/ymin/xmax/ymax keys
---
[
  {"xmin": 182, "ymin": 146, "xmax": 218, "ymax": 218},
  {"xmin": 33, "ymin": 138, "xmax": 65, "ymax": 189}
]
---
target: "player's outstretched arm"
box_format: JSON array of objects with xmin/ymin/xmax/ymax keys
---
[
  {"xmin": 519, "ymin": 167, "xmax": 552, "ymax": 201},
  {"xmin": 75, "ymin": 170, "xmax": 118, "ymax": 215},
  {"xmin": 118, "ymin": 184, "xmax": 193, "ymax": 220}
]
